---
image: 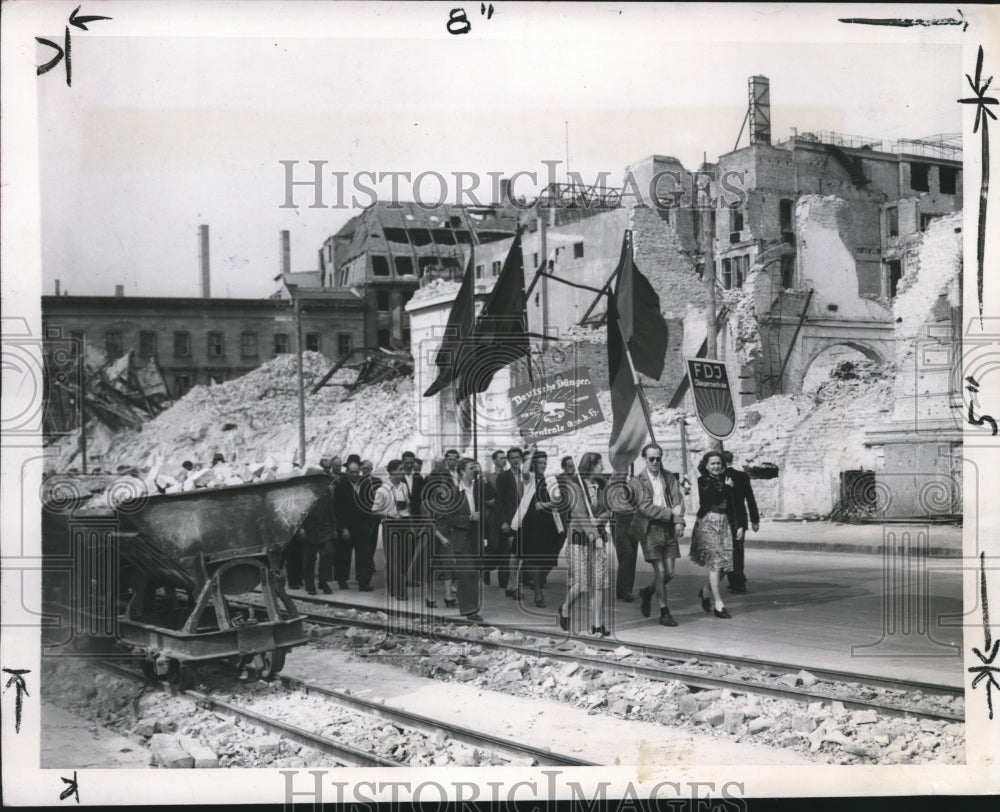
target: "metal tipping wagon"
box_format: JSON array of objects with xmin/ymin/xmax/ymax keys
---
[{"xmin": 42, "ymin": 474, "xmax": 330, "ymax": 688}]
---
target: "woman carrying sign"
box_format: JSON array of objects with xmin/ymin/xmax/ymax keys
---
[{"xmin": 557, "ymin": 452, "xmax": 612, "ymax": 636}]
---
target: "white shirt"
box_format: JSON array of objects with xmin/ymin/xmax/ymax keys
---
[
  {"xmin": 459, "ymin": 480, "xmax": 476, "ymax": 514},
  {"xmin": 647, "ymin": 468, "xmax": 666, "ymax": 508}
]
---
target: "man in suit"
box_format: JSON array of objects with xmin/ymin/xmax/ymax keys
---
[
  {"xmin": 494, "ymin": 446, "xmax": 530, "ymax": 596},
  {"xmin": 300, "ymin": 486, "xmax": 337, "ymax": 594},
  {"xmin": 400, "ymin": 450, "xmax": 429, "ymax": 590},
  {"xmin": 481, "ymin": 449, "xmax": 507, "ymax": 586},
  {"xmin": 435, "ymin": 457, "xmax": 485, "ymax": 621},
  {"xmin": 629, "ymin": 443, "xmax": 686, "ymax": 626},
  {"xmin": 372, "ymin": 459, "xmax": 415, "ymax": 600},
  {"xmin": 723, "ymin": 450, "xmax": 759, "ymax": 594},
  {"xmin": 332, "ymin": 460, "xmax": 374, "ymax": 591},
  {"xmin": 606, "ymin": 471, "xmax": 638, "ymax": 602}
]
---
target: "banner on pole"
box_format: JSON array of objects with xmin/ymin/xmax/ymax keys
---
[
  {"xmin": 686, "ymin": 359, "xmax": 736, "ymax": 440},
  {"xmin": 509, "ymin": 368, "xmax": 605, "ymax": 444}
]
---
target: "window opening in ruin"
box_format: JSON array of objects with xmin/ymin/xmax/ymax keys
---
[
  {"xmin": 105, "ymin": 330, "xmax": 123, "ymax": 360},
  {"xmin": 376, "ymin": 291, "xmax": 391, "ymax": 312},
  {"xmin": 408, "ymin": 229, "xmax": 432, "ymax": 246},
  {"xmin": 383, "ymin": 228, "xmax": 410, "ymax": 244},
  {"xmin": 475, "ymin": 264, "xmax": 484, "ymax": 279},
  {"xmin": 395, "ymin": 256, "xmax": 414, "ymax": 276},
  {"xmin": 337, "ymin": 333, "xmax": 352, "ymax": 358},
  {"xmin": 734, "ymin": 256, "xmax": 746, "ymax": 289},
  {"xmin": 433, "ymin": 229, "xmax": 457, "ymax": 245},
  {"xmin": 402, "ymin": 328, "xmax": 411, "ymax": 346},
  {"xmin": 574, "ymin": 242, "xmax": 584, "ymax": 259},
  {"xmin": 721, "ymin": 258, "xmax": 733, "ymax": 290},
  {"xmin": 780, "ymin": 255, "xmax": 795, "ymax": 289},
  {"xmin": 450, "ymin": 216, "xmax": 463, "ymax": 228},
  {"xmin": 377, "ymin": 328, "xmax": 391, "ymax": 348},
  {"xmin": 139, "ymin": 330, "xmax": 157, "ymax": 358},
  {"xmin": 174, "ymin": 374, "xmax": 192, "ymax": 397},
  {"xmin": 371, "ymin": 255, "xmax": 391, "ymax": 276},
  {"xmin": 909, "ymin": 163, "xmax": 930, "ymax": 192},
  {"xmin": 492, "ymin": 260, "xmax": 502, "ymax": 276},
  {"xmin": 273, "ymin": 333, "xmax": 289, "ymax": 354},
  {"xmin": 779, "ymin": 199, "xmax": 794, "ymax": 233},
  {"xmin": 729, "ymin": 204, "xmax": 743, "ymax": 235},
  {"xmin": 939, "ymin": 166, "xmax": 957, "ymax": 195},
  {"xmin": 306, "ymin": 333, "xmax": 321, "ymax": 352},
  {"xmin": 920, "ymin": 214, "xmax": 940, "ymax": 232},
  {"xmin": 207, "ymin": 331, "xmax": 225, "ymax": 358},
  {"xmin": 886, "ymin": 206, "xmax": 899, "ymax": 238},
  {"xmin": 174, "ymin": 331, "xmax": 191, "ymax": 358},
  {"xmin": 241, "ymin": 331, "xmax": 258, "ymax": 358},
  {"xmin": 888, "ymin": 260, "xmax": 902, "ymax": 298}
]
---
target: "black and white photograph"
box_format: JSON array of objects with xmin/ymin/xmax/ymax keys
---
[{"xmin": 1, "ymin": 0, "xmax": 998, "ymax": 805}]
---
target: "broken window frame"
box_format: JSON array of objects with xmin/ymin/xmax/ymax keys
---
[
  {"xmin": 174, "ymin": 331, "xmax": 191, "ymax": 358},
  {"xmin": 207, "ymin": 331, "xmax": 225, "ymax": 358},
  {"xmin": 721, "ymin": 258, "xmax": 733, "ymax": 290},
  {"xmin": 939, "ymin": 165, "xmax": 958, "ymax": 195},
  {"xmin": 305, "ymin": 333, "xmax": 321, "ymax": 353},
  {"xmin": 138, "ymin": 330, "xmax": 157, "ymax": 358},
  {"xmin": 337, "ymin": 332, "xmax": 352, "ymax": 358},
  {"xmin": 371, "ymin": 255, "xmax": 391, "ymax": 277},
  {"xmin": 909, "ymin": 162, "xmax": 930, "ymax": 192},
  {"xmin": 376, "ymin": 290, "xmax": 392, "ymax": 313},
  {"xmin": 273, "ymin": 333, "xmax": 290, "ymax": 355},
  {"xmin": 105, "ymin": 330, "xmax": 124, "ymax": 360},
  {"xmin": 886, "ymin": 206, "xmax": 899, "ymax": 238}
]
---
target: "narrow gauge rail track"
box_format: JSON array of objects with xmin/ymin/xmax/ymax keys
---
[
  {"xmin": 274, "ymin": 599, "xmax": 963, "ymax": 725},
  {"xmin": 97, "ymin": 660, "xmax": 594, "ymax": 768},
  {"xmin": 286, "ymin": 594, "xmax": 962, "ymax": 700}
]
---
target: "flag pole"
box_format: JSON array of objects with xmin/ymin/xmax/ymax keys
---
[{"xmin": 472, "ymin": 395, "xmax": 479, "ymax": 463}]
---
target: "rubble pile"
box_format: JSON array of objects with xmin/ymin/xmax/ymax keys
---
[
  {"xmin": 312, "ymin": 619, "xmax": 963, "ymax": 765},
  {"xmin": 48, "ymin": 352, "xmax": 421, "ymax": 476}
]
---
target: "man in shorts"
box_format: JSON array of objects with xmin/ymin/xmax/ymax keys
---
[{"xmin": 628, "ymin": 443, "xmax": 686, "ymax": 626}]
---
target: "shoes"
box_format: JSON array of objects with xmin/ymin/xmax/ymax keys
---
[
  {"xmin": 425, "ymin": 599, "xmax": 438, "ymax": 609},
  {"xmin": 534, "ymin": 594, "xmax": 547, "ymax": 608},
  {"xmin": 306, "ymin": 588, "xmax": 317, "ymax": 596},
  {"xmin": 659, "ymin": 609, "xmax": 678, "ymax": 627},
  {"xmin": 640, "ymin": 586, "xmax": 652, "ymax": 618},
  {"xmin": 444, "ymin": 598, "xmax": 458, "ymax": 608},
  {"xmin": 337, "ymin": 581, "xmax": 349, "ymax": 590},
  {"xmin": 319, "ymin": 582, "xmax": 332, "ymax": 595},
  {"xmin": 464, "ymin": 613, "xmax": 484, "ymax": 623},
  {"xmin": 591, "ymin": 625, "xmax": 611, "ymax": 637},
  {"xmin": 714, "ymin": 607, "xmax": 733, "ymax": 619},
  {"xmin": 358, "ymin": 584, "xmax": 374, "ymax": 592},
  {"xmin": 620, "ymin": 593, "xmax": 635, "ymax": 603},
  {"xmin": 557, "ymin": 606, "xmax": 569, "ymax": 631},
  {"xmin": 698, "ymin": 588, "xmax": 711, "ymax": 613},
  {"xmin": 505, "ymin": 588, "xmax": 521, "ymax": 600},
  {"xmin": 288, "ymin": 583, "xmax": 303, "ymax": 590},
  {"xmin": 483, "ymin": 571, "xmax": 492, "ymax": 585}
]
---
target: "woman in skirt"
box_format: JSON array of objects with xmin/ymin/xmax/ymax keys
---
[
  {"xmin": 556, "ymin": 452, "xmax": 612, "ymax": 636},
  {"xmin": 689, "ymin": 451, "xmax": 736, "ymax": 619}
]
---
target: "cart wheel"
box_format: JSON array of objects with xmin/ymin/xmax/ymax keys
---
[
  {"xmin": 252, "ymin": 648, "xmax": 286, "ymax": 681},
  {"xmin": 167, "ymin": 660, "xmax": 195, "ymax": 691}
]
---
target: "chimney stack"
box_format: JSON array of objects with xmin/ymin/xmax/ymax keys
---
[
  {"xmin": 280, "ymin": 230, "xmax": 291, "ymax": 276},
  {"xmin": 55, "ymin": 279, "xmax": 61, "ymax": 296},
  {"xmin": 115, "ymin": 284, "xmax": 124, "ymax": 297},
  {"xmin": 748, "ymin": 75, "xmax": 771, "ymax": 145},
  {"xmin": 199, "ymin": 224, "xmax": 211, "ymax": 298}
]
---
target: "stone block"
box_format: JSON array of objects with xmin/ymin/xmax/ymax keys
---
[
  {"xmin": 678, "ymin": 695, "xmax": 700, "ymax": 716},
  {"xmin": 151, "ymin": 734, "xmax": 194, "ymax": 768},
  {"xmin": 694, "ymin": 707, "xmax": 726, "ymax": 726},
  {"xmin": 133, "ymin": 720, "xmax": 156, "ymax": 738},
  {"xmin": 610, "ymin": 699, "xmax": 631, "ymax": 716},
  {"xmin": 791, "ymin": 714, "xmax": 817, "ymax": 733},
  {"xmin": 254, "ymin": 736, "xmax": 282, "ymax": 755},
  {"xmin": 778, "ymin": 673, "xmax": 799, "ymax": 688},
  {"xmin": 851, "ymin": 709, "xmax": 879, "ymax": 725},
  {"xmin": 830, "ymin": 701, "xmax": 848, "ymax": 719},
  {"xmin": 797, "ymin": 669, "xmax": 818, "ymax": 687},
  {"xmin": 179, "ymin": 736, "xmax": 219, "ymax": 768},
  {"xmin": 723, "ymin": 711, "xmax": 744, "ymax": 734},
  {"xmin": 748, "ymin": 718, "xmax": 771, "ymax": 734}
]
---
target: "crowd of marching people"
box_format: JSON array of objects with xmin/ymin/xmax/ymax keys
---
[{"xmin": 283, "ymin": 442, "xmax": 758, "ymax": 633}]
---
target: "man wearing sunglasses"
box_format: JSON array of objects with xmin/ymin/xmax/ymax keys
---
[{"xmin": 628, "ymin": 443, "xmax": 686, "ymax": 626}]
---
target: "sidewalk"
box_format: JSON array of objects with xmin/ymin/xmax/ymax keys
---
[{"xmin": 743, "ymin": 519, "xmax": 962, "ymax": 557}]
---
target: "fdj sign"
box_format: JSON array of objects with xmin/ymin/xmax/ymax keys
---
[{"xmin": 686, "ymin": 359, "xmax": 736, "ymax": 440}]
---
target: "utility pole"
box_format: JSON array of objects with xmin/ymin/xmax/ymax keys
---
[
  {"xmin": 294, "ymin": 293, "xmax": 307, "ymax": 467},
  {"xmin": 538, "ymin": 207, "xmax": 548, "ymax": 336},
  {"xmin": 79, "ymin": 336, "xmax": 87, "ymax": 473}
]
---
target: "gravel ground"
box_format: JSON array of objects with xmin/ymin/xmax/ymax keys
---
[{"xmin": 307, "ymin": 616, "xmax": 966, "ymax": 766}]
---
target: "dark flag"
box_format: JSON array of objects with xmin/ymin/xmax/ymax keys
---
[
  {"xmin": 614, "ymin": 231, "xmax": 668, "ymax": 380},
  {"xmin": 422, "ymin": 246, "xmax": 476, "ymax": 397},
  {"xmin": 608, "ymin": 294, "xmax": 650, "ymax": 472},
  {"xmin": 456, "ymin": 233, "xmax": 531, "ymax": 401}
]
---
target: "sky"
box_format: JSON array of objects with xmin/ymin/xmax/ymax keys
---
[{"xmin": 36, "ymin": 4, "xmax": 964, "ymax": 300}]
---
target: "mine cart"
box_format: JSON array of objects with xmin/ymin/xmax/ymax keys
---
[{"xmin": 42, "ymin": 474, "xmax": 329, "ymax": 688}]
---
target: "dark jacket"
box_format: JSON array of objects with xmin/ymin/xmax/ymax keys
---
[
  {"xmin": 299, "ymin": 489, "xmax": 337, "ymax": 545},
  {"xmin": 435, "ymin": 480, "xmax": 483, "ymax": 554},
  {"xmin": 725, "ymin": 467, "xmax": 759, "ymax": 530},
  {"xmin": 695, "ymin": 474, "xmax": 736, "ymax": 529},
  {"xmin": 332, "ymin": 476, "xmax": 369, "ymax": 531},
  {"xmin": 404, "ymin": 472, "xmax": 425, "ymax": 516}
]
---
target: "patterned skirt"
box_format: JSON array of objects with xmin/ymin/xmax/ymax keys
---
[
  {"xmin": 689, "ymin": 512, "xmax": 734, "ymax": 570},
  {"xmin": 567, "ymin": 541, "xmax": 608, "ymax": 592}
]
